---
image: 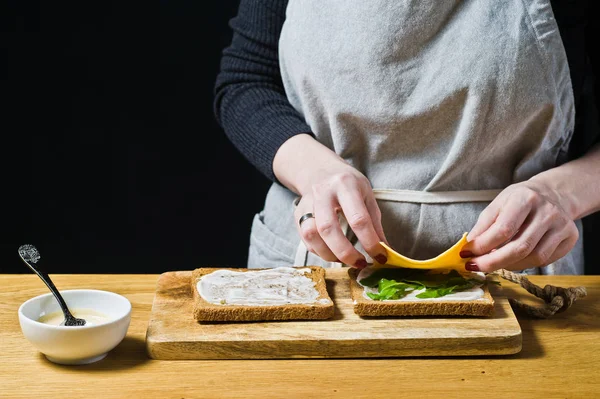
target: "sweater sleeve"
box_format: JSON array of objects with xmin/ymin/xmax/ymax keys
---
[{"xmin": 213, "ymin": 0, "xmax": 313, "ymax": 181}]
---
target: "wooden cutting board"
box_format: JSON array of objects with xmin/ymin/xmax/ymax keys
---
[{"xmin": 145, "ymin": 268, "xmax": 521, "ymax": 359}]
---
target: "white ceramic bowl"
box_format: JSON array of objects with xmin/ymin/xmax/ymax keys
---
[{"xmin": 18, "ymin": 289, "xmax": 131, "ymax": 365}]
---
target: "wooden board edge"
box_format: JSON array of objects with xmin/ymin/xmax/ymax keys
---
[
  {"xmin": 146, "ymin": 331, "xmax": 523, "ymax": 360},
  {"xmin": 145, "ymin": 331, "xmax": 159, "ymax": 360}
]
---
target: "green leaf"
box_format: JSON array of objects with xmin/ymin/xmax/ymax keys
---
[
  {"xmin": 402, "ymin": 281, "xmax": 425, "ymax": 290},
  {"xmin": 360, "ymin": 267, "xmax": 485, "ymax": 301},
  {"xmin": 403, "ymin": 279, "xmax": 439, "ymax": 288},
  {"xmin": 367, "ymin": 292, "xmax": 383, "ymax": 300},
  {"xmin": 404, "ymin": 270, "xmax": 464, "ymax": 288},
  {"xmin": 378, "ymin": 279, "xmax": 410, "ymax": 292},
  {"xmin": 415, "ymin": 282, "xmax": 476, "ymax": 299},
  {"xmin": 416, "ymin": 285, "xmax": 460, "ymax": 298},
  {"xmin": 365, "ymin": 279, "xmax": 413, "ymax": 300},
  {"xmin": 445, "ymin": 277, "xmax": 469, "ymax": 286},
  {"xmin": 359, "ymin": 268, "xmax": 425, "ymax": 287}
]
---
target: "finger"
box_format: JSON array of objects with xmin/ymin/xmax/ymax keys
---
[
  {"xmin": 365, "ymin": 195, "xmax": 388, "ymax": 245},
  {"xmin": 294, "ymin": 197, "xmax": 338, "ymax": 262},
  {"xmin": 338, "ymin": 190, "xmax": 387, "ymax": 264},
  {"xmin": 468, "ymin": 216, "xmax": 548, "ymax": 272},
  {"xmin": 467, "ymin": 200, "xmax": 501, "ymax": 242},
  {"xmin": 503, "ymin": 230, "xmax": 567, "ymax": 272},
  {"xmin": 521, "ymin": 223, "xmax": 579, "ymax": 270},
  {"xmin": 298, "ymin": 216, "xmax": 339, "ymax": 262},
  {"xmin": 473, "ymin": 225, "xmax": 577, "ymax": 272},
  {"xmin": 464, "ymin": 196, "xmax": 532, "ymax": 257},
  {"xmin": 544, "ymin": 232, "xmax": 579, "ymax": 265},
  {"xmin": 313, "ymin": 194, "xmax": 366, "ymax": 268}
]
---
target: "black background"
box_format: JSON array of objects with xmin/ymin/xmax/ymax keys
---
[{"xmin": 1, "ymin": 1, "xmax": 599, "ymax": 274}]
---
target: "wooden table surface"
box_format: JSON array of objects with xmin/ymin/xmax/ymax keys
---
[{"xmin": 1, "ymin": 274, "xmax": 598, "ymax": 398}]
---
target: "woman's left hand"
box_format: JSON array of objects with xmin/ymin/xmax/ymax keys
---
[{"xmin": 461, "ymin": 180, "xmax": 579, "ymax": 273}]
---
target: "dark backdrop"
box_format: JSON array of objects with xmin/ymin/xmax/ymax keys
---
[
  {"xmin": 1, "ymin": 1, "xmax": 599, "ymax": 274},
  {"xmin": 2, "ymin": 1, "xmax": 270, "ymax": 273}
]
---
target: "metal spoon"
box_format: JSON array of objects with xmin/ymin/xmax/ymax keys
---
[{"xmin": 18, "ymin": 244, "xmax": 86, "ymax": 326}]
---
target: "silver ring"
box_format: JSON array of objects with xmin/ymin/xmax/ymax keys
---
[{"xmin": 298, "ymin": 212, "xmax": 314, "ymax": 227}]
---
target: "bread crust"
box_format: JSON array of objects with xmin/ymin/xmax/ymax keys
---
[
  {"xmin": 192, "ymin": 266, "xmax": 334, "ymax": 322},
  {"xmin": 348, "ymin": 268, "xmax": 495, "ymax": 317}
]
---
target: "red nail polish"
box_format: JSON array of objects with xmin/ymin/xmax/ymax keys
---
[
  {"xmin": 374, "ymin": 254, "xmax": 387, "ymax": 264},
  {"xmin": 465, "ymin": 262, "xmax": 480, "ymax": 271},
  {"xmin": 355, "ymin": 259, "xmax": 368, "ymax": 269},
  {"xmin": 460, "ymin": 251, "xmax": 474, "ymax": 259}
]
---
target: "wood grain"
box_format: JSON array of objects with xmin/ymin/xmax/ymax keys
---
[
  {"xmin": 1, "ymin": 274, "xmax": 598, "ymax": 399},
  {"xmin": 146, "ymin": 268, "xmax": 521, "ymax": 359}
]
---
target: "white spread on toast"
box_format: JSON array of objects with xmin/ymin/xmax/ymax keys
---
[
  {"xmin": 357, "ymin": 267, "xmax": 486, "ymax": 302},
  {"xmin": 197, "ymin": 267, "xmax": 329, "ymax": 306}
]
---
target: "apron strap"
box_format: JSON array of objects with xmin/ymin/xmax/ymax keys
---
[{"xmin": 372, "ymin": 189, "xmax": 502, "ymax": 204}]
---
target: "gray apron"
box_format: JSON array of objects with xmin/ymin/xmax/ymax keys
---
[{"xmin": 248, "ymin": 0, "xmax": 584, "ymax": 275}]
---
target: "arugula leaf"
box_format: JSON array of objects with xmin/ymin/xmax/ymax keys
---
[
  {"xmin": 366, "ymin": 279, "xmax": 413, "ymax": 300},
  {"xmin": 359, "ymin": 268, "xmax": 424, "ymax": 287},
  {"xmin": 404, "ymin": 278, "xmax": 443, "ymax": 288},
  {"xmin": 379, "ymin": 281, "xmax": 412, "ymax": 300},
  {"xmin": 401, "ymin": 281, "xmax": 425, "ymax": 290},
  {"xmin": 415, "ymin": 279, "xmax": 478, "ymax": 299},
  {"xmin": 415, "ymin": 282, "xmax": 475, "ymax": 298},
  {"xmin": 361, "ymin": 268, "xmax": 483, "ymax": 301},
  {"xmin": 367, "ymin": 292, "xmax": 385, "ymax": 300},
  {"xmin": 404, "ymin": 270, "xmax": 465, "ymax": 288},
  {"xmin": 378, "ymin": 278, "xmax": 414, "ymax": 292},
  {"xmin": 445, "ymin": 276, "xmax": 473, "ymax": 287},
  {"xmin": 415, "ymin": 285, "xmax": 459, "ymax": 299}
]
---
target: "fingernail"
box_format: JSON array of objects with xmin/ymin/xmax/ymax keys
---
[
  {"xmin": 374, "ymin": 254, "xmax": 387, "ymax": 264},
  {"xmin": 465, "ymin": 262, "xmax": 480, "ymax": 272},
  {"xmin": 354, "ymin": 259, "xmax": 368, "ymax": 269},
  {"xmin": 460, "ymin": 251, "xmax": 474, "ymax": 259}
]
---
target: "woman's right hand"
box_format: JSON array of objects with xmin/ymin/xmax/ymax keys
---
[{"xmin": 274, "ymin": 134, "xmax": 388, "ymax": 268}]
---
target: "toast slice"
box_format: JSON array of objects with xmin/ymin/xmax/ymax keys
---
[
  {"xmin": 348, "ymin": 268, "xmax": 495, "ymax": 317},
  {"xmin": 192, "ymin": 266, "xmax": 334, "ymax": 322}
]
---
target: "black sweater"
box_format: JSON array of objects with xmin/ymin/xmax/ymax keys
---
[{"xmin": 214, "ymin": 0, "xmax": 598, "ymax": 182}]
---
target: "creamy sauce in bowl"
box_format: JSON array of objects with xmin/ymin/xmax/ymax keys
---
[{"xmin": 37, "ymin": 308, "xmax": 112, "ymax": 326}]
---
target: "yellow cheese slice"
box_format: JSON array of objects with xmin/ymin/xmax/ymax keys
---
[{"xmin": 377, "ymin": 233, "xmax": 470, "ymax": 271}]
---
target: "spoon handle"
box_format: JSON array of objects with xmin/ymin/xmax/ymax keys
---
[{"xmin": 22, "ymin": 260, "xmax": 75, "ymax": 319}]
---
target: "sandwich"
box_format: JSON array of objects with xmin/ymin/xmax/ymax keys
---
[
  {"xmin": 191, "ymin": 266, "xmax": 334, "ymax": 322},
  {"xmin": 349, "ymin": 266, "xmax": 495, "ymax": 317}
]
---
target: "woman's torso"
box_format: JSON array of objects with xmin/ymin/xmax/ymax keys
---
[{"xmin": 249, "ymin": 0, "xmax": 583, "ymax": 274}]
